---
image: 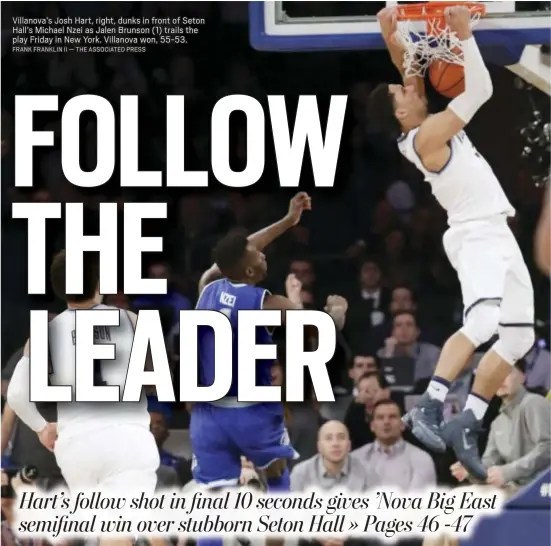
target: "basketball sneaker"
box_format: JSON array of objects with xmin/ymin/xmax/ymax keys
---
[
  {"xmin": 402, "ymin": 392, "xmax": 446, "ymax": 453},
  {"xmin": 441, "ymin": 409, "xmax": 487, "ymax": 482}
]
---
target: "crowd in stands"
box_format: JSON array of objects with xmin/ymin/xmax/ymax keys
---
[{"xmin": 1, "ymin": 3, "xmax": 550, "ymax": 546}]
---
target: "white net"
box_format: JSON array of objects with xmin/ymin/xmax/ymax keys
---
[{"xmin": 395, "ymin": 9, "xmax": 483, "ymax": 77}]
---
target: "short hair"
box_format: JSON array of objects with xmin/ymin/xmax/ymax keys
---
[
  {"xmin": 372, "ymin": 398, "xmax": 401, "ymax": 416},
  {"xmin": 392, "ymin": 284, "xmax": 415, "ymax": 298},
  {"xmin": 367, "ymin": 83, "xmax": 401, "ymax": 138},
  {"xmin": 50, "ymin": 250, "xmax": 100, "ymax": 303},
  {"xmin": 349, "ymin": 354, "xmax": 379, "ymax": 370},
  {"xmin": 393, "ymin": 310, "xmax": 418, "ymax": 325},
  {"xmin": 212, "ymin": 229, "xmax": 249, "ymax": 278},
  {"xmin": 358, "ymin": 370, "xmax": 388, "ymax": 389}
]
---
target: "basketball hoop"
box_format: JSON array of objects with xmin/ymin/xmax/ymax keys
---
[{"xmin": 395, "ymin": 2, "xmax": 486, "ymax": 77}]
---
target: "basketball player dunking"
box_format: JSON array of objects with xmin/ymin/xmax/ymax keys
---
[
  {"xmin": 7, "ymin": 252, "xmax": 160, "ymax": 546},
  {"xmin": 368, "ymin": 6, "xmax": 535, "ymax": 480}
]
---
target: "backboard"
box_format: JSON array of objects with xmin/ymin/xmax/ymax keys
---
[{"xmin": 250, "ymin": 1, "xmax": 550, "ymax": 66}]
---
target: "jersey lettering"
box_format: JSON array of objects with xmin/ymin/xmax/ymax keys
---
[
  {"xmin": 220, "ymin": 292, "xmax": 236, "ymax": 307},
  {"xmin": 71, "ymin": 326, "xmax": 112, "ymax": 345},
  {"xmin": 196, "ymin": 280, "xmax": 274, "ymax": 395}
]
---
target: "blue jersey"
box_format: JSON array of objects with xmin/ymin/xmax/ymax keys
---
[{"xmin": 196, "ymin": 279, "xmax": 273, "ymax": 397}]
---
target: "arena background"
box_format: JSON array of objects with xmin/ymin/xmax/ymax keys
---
[{"xmin": 1, "ymin": 2, "xmax": 550, "ymax": 545}]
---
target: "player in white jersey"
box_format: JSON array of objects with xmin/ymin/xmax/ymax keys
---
[
  {"xmin": 7, "ymin": 251, "xmax": 159, "ymax": 496},
  {"xmin": 367, "ymin": 6, "xmax": 535, "ymax": 480}
]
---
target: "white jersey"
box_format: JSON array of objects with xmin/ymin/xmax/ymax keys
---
[
  {"xmin": 398, "ymin": 128, "xmax": 515, "ymax": 224},
  {"xmin": 49, "ymin": 304, "xmax": 150, "ymax": 438}
]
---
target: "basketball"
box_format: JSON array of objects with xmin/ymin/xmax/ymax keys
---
[{"xmin": 429, "ymin": 59, "xmax": 465, "ymax": 99}]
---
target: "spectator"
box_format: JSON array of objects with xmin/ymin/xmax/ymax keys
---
[
  {"xmin": 288, "ymin": 258, "xmax": 316, "ymax": 291},
  {"xmin": 348, "ymin": 355, "xmax": 379, "ymax": 396},
  {"xmin": 353, "ymin": 399, "xmax": 436, "ymax": 491},
  {"xmin": 389, "ymin": 286, "xmax": 417, "ymax": 315},
  {"xmin": 290, "ymin": 420, "xmax": 369, "ymax": 492},
  {"xmin": 346, "ymin": 259, "xmax": 391, "ymax": 348},
  {"xmin": 367, "ymin": 286, "xmax": 417, "ymax": 351},
  {"xmin": 344, "ymin": 371, "xmax": 403, "ymax": 450},
  {"xmin": 378, "ymin": 311, "xmax": 441, "ymax": 385},
  {"xmin": 451, "ymin": 360, "xmax": 551, "ymax": 488}
]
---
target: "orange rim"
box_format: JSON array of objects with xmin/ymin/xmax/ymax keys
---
[{"xmin": 396, "ymin": 1, "xmax": 486, "ymax": 22}]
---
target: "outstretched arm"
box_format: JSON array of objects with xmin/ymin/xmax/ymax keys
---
[
  {"xmin": 378, "ymin": 7, "xmax": 425, "ymax": 98},
  {"xmin": 415, "ymin": 6, "xmax": 493, "ymax": 161},
  {"xmin": 198, "ymin": 192, "xmax": 311, "ymax": 294},
  {"xmin": 262, "ymin": 274, "xmax": 305, "ymax": 324}
]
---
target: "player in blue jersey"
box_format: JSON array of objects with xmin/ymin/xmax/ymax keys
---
[{"xmin": 190, "ymin": 193, "xmax": 348, "ymax": 498}]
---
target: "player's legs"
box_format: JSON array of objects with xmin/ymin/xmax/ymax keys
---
[
  {"xmin": 480, "ymin": 240, "xmax": 535, "ymax": 397},
  {"xmin": 57, "ymin": 426, "xmax": 159, "ymax": 546},
  {"xmin": 404, "ymin": 220, "xmax": 507, "ymax": 453},
  {"xmin": 225, "ymin": 404, "xmax": 297, "ymax": 492},
  {"xmin": 191, "ymin": 403, "xmax": 297, "ymax": 546},
  {"xmin": 97, "ymin": 427, "xmax": 160, "ymax": 546},
  {"xmin": 189, "ymin": 403, "xmax": 243, "ymax": 486},
  {"xmin": 54, "ymin": 432, "xmax": 103, "ymax": 492},
  {"xmin": 190, "ymin": 402, "xmax": 297, "ymax": 488},
  {"xmin": 441, "ymin": 225, "xmax": 534, "ymax": 480}
]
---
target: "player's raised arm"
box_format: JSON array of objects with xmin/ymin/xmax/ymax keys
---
[
  {"xmin": 198, "ymin": 192, "xmax": 311, "ymax": 294},
  {"xmin": 6, "ymin": 340, "xmax": 57, "ymax": 451},
  {"xmin": 415, "ymin": 6, "xmax": 493, "ymax": 158},
  {"xmin": 262, "ymin": 274, "xmax": 305, "ymax": 323},
  {"xmin": 378, "ymin": 7, "xmax": 425, "ymax": 98},
  {"xmin": 264, "ymin": 274, "xmax": 348, "ymax": 331}
]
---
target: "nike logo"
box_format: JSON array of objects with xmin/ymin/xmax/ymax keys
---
[{"xmin": 462, "ymin": 430, "xmax": 472, "ymax": 450}]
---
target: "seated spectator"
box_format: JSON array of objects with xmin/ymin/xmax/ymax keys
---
[
  {"xmin": 378, "ymin": 311, "xmax": 441, "ymax": 385},
  {"xmin": 288, "ymin": 258, "xmax": 316, "ymax": 291},
  {"xmin": 451, "ymin": 360, "xmax": 551, "ymax": 489},
  {"xmin": 348, "ymin": 354, "xmax": 379, "ymax": 396},
  {"xmin": 352, "ymin": 399, "xmax": 437, "ymax": 491},
  {"xmin": 344, "ymin": 372, "xmax": 405, "ymax": 450},
  {"xmin": 345, "ymin": 259, "xmax": 391, "ymax": 348},
  {"xmin": 367, "ymin": 285, "xmax": 417, "ymax": 351},
  {"xmin": 290, "ymin": 420, "xmax": 369, "ymax": 492}
]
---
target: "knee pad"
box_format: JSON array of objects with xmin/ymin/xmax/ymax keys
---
[
  {"xmin": 460, "ymin": 302, "xmax": 501, "ymax": 346},
  {"xmin": 493, "ymin": 325, "xmax": 535, "ymax": 365}
]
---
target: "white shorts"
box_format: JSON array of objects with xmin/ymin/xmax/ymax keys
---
[
  {"xmin": 54, "ymin": 424, "xmax": 160, "ymax": 494},
  {"xmin": 443, "ymin": 215, "xmax": 534, "ymax": 325}
]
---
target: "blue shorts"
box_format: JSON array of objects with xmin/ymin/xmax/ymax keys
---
[{"xmin": 190, "ymin": 401, "xmax": 298, "ymax": 487}]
